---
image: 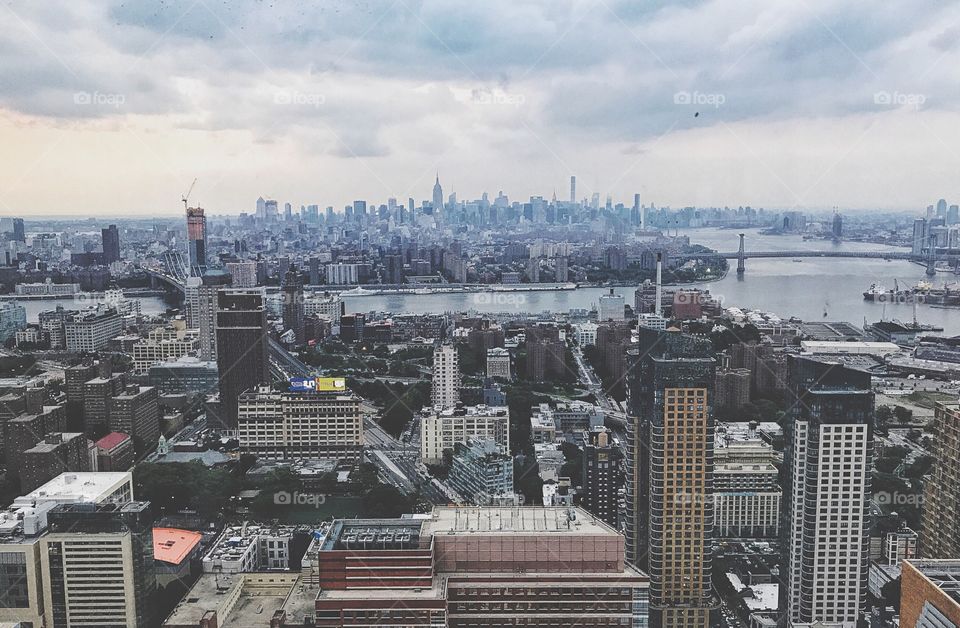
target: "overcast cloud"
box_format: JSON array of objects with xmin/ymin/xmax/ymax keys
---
[{"xmin": 0, "ymin": 0, "xmax": 958, "ymax": 215}]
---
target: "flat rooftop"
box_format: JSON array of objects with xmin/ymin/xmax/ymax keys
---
[
  {"xmin": 908, "ymin": 559, "xmax": 960, "ymax": 605},
  {"xmin": 321, "ymin": 519, "xmax": 424, "ymax": 551},
  {"xmin": 153, "ymin": 528, "xmax": 203, "ymax": 565},
  {"xmin": 163, "ymin": 573, "xmax": 317, "ymax": 628},
  {"xmin": 24, "ymin": 472, "xmax": 131, "ymax": 503},
  {"xmin": 423, "ymin": 506, "xmax": 617, "ymax": 536}
]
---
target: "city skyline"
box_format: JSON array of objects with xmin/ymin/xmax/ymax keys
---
[{"xmin": 1, "ymin": 1, "xmax": 959, "ymax": 215}]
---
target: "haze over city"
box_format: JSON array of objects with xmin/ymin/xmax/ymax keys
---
[
  {"xmin": 2, "ymin": 0, "xmax": 960, "ymax": 215},
  {"xmin": 4, "ymin": 3, "xmax": 960, "ymax": 628}
]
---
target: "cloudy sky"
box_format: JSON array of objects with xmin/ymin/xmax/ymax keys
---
[{"xmin": 1, "ymin": 0, "xmax": 958, "ymax": 216}]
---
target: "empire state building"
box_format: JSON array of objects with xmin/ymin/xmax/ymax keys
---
[{"xmin": 432, "ymin": 173, "xmax": 444, "ymax": 223}]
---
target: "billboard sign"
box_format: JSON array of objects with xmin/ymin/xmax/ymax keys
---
[{"xmin": 289, "ymin": 377, "xmax": 347, "ymax": 392}]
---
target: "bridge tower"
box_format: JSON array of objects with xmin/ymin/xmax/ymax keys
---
[
  {"xmin": 737, "ymin": 233, "xmax": 746, "ymax": 275},
  {"xmin": 926, "ymin": 234, "xmax": 937, "ymax": 277}
]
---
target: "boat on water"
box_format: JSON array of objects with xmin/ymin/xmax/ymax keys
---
[
  {"xmin": 863, "ymin": 280, "xmax": 960, "ymax": 306},
  {"xmin": 863, "ymin": 283, "xmax": 893, "ymax": 301}
]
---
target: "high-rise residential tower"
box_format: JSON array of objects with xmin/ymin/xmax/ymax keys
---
[
  {"xmin": 921, "ymin": 401, "xmax": 960, "ymax": 558},
  {"xmin": 281, "ymin": 265, "xmax": 305, "ymax": 344},
  {"xmin": 783, "ymin": 356, "xmax": 874, "ymax": 626},
  {"xmin": 626, "ymin": 328, "xmax": 716, "ymax": 628},
  {"xmin": 186, "ymin": 206, "xmax": 207, "ymax": 274},
  {"xmin": 431, "ymin": 343, "xmax": 460, "ymax": 410}
]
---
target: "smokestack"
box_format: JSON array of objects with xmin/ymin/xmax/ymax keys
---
[{"xmin": 655, "ymin": 252, "xmax": 663, "ymax": 317}]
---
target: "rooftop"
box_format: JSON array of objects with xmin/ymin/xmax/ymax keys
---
[
  {"xmin": 422, "ymin": 506, "xmax": 617, "ymax": 536},
  {"xmin": 96, "ymin": 431, "xmax": 131, "ymax": 450},
  {"xmin": 906, "ymin": 559, "xmax": 960, "ymax": 605},
  {"xmin": 153, "ymin": 527, "xmax": 203, "ymax": 565},
  {"xmin": 25, "ymin": 471, "xmax": 132, "ymax": 503}
]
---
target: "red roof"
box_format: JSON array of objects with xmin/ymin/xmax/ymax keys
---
[
  {"xmin": 96, "ymin": 432, "xmax": 131, "ymax": 451},
  {"xmin": 153, "ymin": 528, "xmax": 203, "ymax": 565}
]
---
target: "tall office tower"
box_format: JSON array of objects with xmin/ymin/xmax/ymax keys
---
[
  {"xmin": 581, "ymin": 426, "xmax": 621, "ymax": 528},
  {"xmin": 626, "ymin": 327, "xmax": 716, "ymax": 628},
  {"xmin": 101, "ymin": 224, "xmax": 120, "ymax": 263},
  {"xmin": 186, "ymin": 206, "xmax": 207, "ymax": 275},
  {"xmin": 41, "ymin": 501, "xmax": 155, "ymax": 628},
  {"xmin": 936, "ymin": 198, "xmax": 948, "ymax": 217},
  {"xmin": 900, "ymin": 560, "xmax": 960, "ymax": 625},
  {"xmin": 832, "ymin": 211, "xmax": 843, "ymax": 239},
  {"xmin": 264, "ymin": 198, "xmax": 278, "ymax": 220},
  {"xmin": 570, "ymin": 175, "xmax": 576, "ymax": 203},
  {"xmin": 921, "ymin": 401, "xmax": 960, "ymax": 558},
  {"xmin": 256, "ymin": 196, "xmax": 266, "ymax": 219},
  {"xmin": 190, "ymin": 272, "xmax": 231, "ymax": 362},
  {"xmin": 281, "ymin": 265, "xmax": 305, "ymax": 344},
  {"xmin": 215, "ymin": 289, "xmax": 269, "ymax": 428},
  {"xmin": 12, "ymin": 217, "xmax": 25, "ymax": 242},
  {"xmin": 308, "ymin": 256, "xmax": 321, "ymax": 285},
  {"xmin": 784, "ymin": 356, "xmax": 874, "ymax": 627},
  {"xmin": 432, "ymin": 173, "xmax": 444, "ymax": 222},
  {"xmin": 431, "ymin": 343, "xmax": 460, "ymax": 410}
]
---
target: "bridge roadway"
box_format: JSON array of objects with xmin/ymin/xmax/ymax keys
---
[{"xmin": 675, "ymin": 250, "xmax": 919, "ymax": 260}]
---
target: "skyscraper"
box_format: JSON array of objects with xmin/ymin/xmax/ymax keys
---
[
  {"xmin": 281, "ymin": 265, "xmax": 305, "ymax": 344},
  {"xmin": 186, "ymin": 206, "xmax": 207, "ymax": 274},
  {"xmin": 41, "ymin": 501, "xmax": 156, "ymax": 628},
  {"xmin": 581, "ymin": 426, "xmax": 620, "ymax": 528},
  {"xmin": 783, "ymin": 356, "xmax": 873, "ymax": 626},
  {"xmin": 570, "ymin": 175, "xmax": 576, "ymax": 204},
  {"xmin": 921, "ymin": 401, "xmax": 960, "ymax": 559},
  {"xmin": 215, "ymin": 289, "xmax": 269, "ymax": 428},
  {"xmin": 12, "ymin": 217, "xmax": 25, "ymax": 242},
  {"xmin": 431, "ymin": 343, "xmax": 460, "ymax": 410},
  {"xmin": 101, "ymin": 224, "xmax": 120, "ymax": 263},
  {"xmin": 626, "ymin": 328, "xmax": 716, "ymax": 628},
  {"xmin": 432, "ymin": 173, "xmax": 444, "ymax": 222}
]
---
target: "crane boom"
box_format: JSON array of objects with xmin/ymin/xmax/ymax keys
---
[{"xmin": 182, "ymin": 178, "xmax": 197, "ymax": 210}]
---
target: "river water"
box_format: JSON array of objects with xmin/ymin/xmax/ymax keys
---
[
  {"xmin": 10, "ymin": 227, "xmax": 958, "ymax": 335},
  {"xmin": 340, "ymin": 227, "xmax": 960, "ymax": 336}
]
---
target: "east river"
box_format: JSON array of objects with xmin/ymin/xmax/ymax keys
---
[
  {"xmin": 10, "ymin": 227, "xmax": 960, "ymax": 336},
  {"xmin": 341, "ymin": 227, "xmax": 960, "ymax": 336}
]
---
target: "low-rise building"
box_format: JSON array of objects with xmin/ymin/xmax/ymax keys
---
[
  {"xmin": 447, "ymin": 438, "xmax": 515, "ymax": 506},
  {"xmin": 202, "ymin": 524, "xmax": 306, "ymax": 574},
  {"xmin": 529, "ymin": 403, "xmax": 558, "ymax": 444},
  {"xmin": 64, "ymin": 306, "xmax": 124, "ymax": 352},
  {"xmin": 485, "ymin": 347, "xmax": 511, "ymax": 379},
  {"xmin": 132, "ymin": 324, "xmax": 200, "ymax": 374},
  {"xmin": 420, "ymin": 404, "xmax": 509, "ymax": 465}
]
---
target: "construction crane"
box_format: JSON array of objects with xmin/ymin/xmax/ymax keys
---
[{"xmin": 181, "ymin": 178, "xmax": 197, "ymax": 211}]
